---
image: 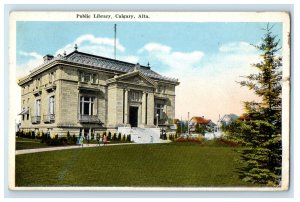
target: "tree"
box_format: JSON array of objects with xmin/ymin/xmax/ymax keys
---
[{"xmin": 234, "ymin": 24, "xmax": 282, "ymax": 186}]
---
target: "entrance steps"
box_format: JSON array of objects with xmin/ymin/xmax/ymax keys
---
[{"xmin": 117, "ymin": 127, "xmax": 161, "ymax": 143}]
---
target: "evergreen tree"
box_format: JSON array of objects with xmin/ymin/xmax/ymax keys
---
[{"xmin": 235, "ymin": 24, "xmax": 282, "ymax": 186}]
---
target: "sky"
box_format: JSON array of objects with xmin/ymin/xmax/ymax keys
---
[{"xmin": 15, "ymin": 21, "xmax": 283, "ymax": 122}]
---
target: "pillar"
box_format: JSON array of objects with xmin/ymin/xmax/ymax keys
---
[
  {"xmin": 124, "ymin": 89, "xmax": 129, "ymax": 124},
  {"xmin": 147, "ymin": 92, "xmax": 155, "ymax": 126},
  {"xmin": 141, "ymin": 92, "xmax": 146, "ymax": 126}
]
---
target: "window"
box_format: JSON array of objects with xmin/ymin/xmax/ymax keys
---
[
  {"xmin": 48, "ymin": 96, "xmax": 55, "ymax": 115},
  {"xmin": 80, "ymin": 72, "xmax": 97, "ymax": 83},
  {"xmin": 155, "ymin": 104, "xmax": 164, "ymax": 120},
  {"xmin": 80, "ymin": 96, "xmax": 94, "ymax": 115},
  {"xmin": 130, "ymin": 91, "xmax": 142, "ymax": 102},
  {"xmin": 84, "ymin": 74, "xmax": 90, "ymax": 83},
  {"xmin": 92, "ymin": 74, "xmax": 97, "ymax": 83},
  {"xmin": 35, "ymin": 99, "xmax": 41, "ymax": 116}
]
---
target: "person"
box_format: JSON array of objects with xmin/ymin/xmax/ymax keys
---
[
  {"xmin": 99, "ymin": 136, "xmax": 103, "ymax": 146},
  {"xmin": 80, "ymin": 136, "xmax": 84, "ymax": 148},
  {"xmin": 103, "ymin": 135, "xmax": 107, "ymax": 146}
]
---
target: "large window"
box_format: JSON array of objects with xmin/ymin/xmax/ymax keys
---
[
  {"xmin": 80, "ymin": 96, "xmax": 94, "ymax": 115},
  {"xmin": 48, "ymin": 96, "xmax": 55, "ymax": 115},
  {"xmin": 35, "ymin": 99, "xmax": 41, "ymax": 116},
  {"xmin": 155, "ymin": 103, "xmax": 164, "ymax": 120}
]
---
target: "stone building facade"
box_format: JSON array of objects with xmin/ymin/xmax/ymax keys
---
[{"xmin": 18, "ymin": 47, "xmax": 179, "ymax": 138}]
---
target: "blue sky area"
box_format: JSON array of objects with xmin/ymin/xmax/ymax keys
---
[{"xmin": 16, "ymin": 21, "xmax": 283, "ymax": 121}]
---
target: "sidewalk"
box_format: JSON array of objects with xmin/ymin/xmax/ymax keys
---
[{"xmin": 15, "ymin": 143, "xmax": 135, "ymax": 155}]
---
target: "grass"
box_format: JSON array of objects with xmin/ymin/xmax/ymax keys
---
[
  {"xmin": 16, "ymin": 137, "xmax": 50, "ymax": 150},
  {"xmin": 15, "ymin": 141, "xmax": 257, "ymax": 187}
]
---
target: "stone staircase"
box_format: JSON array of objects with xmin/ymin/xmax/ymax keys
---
[{"xmin": 118, "ymin": 127, "xmax": 161, "ymax": 143}]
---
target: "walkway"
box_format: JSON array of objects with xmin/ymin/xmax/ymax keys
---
[
  {"xmin": 15, "ymin": 140, "xmax": 171, "ymax": 155},
  {"xmin": 15, "ymin": 143, "xmax": 135, "ymax": 155}
]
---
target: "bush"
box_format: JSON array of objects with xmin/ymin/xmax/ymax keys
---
[
  {"xmin": 31, "ymin": 131, "xmax": 35, "ymax": 139},
  {"xmin": 107, "ymin": 132, "xmax": 111, "ymax": 141},
  {"xmin": 126, "ymin": 134, "xmax": 131, "ymax": 142},
  {"xmin": 118, "ymin": 133, "xmax": 121, "ymax": 141},
  {"xmin": 122, "ymin": 134, "xmax": 126, "ymax": 142},
  {"xmin": 176, "ymin": 136, "xmax": 204, "ymax": 144},
  {"xmin": 67, "ymin": 131, "xmax": 70, "ymax": 141},
  {"xmin": 59, "ymin": 137, "xmax": 68, "ymax": 145},
  {"xmin": 112, "ymin": 133, "xmax": 117, "ymax": 141},
  {"xmin": 217, "ymin": 137, "xmax": 239, "ymax": 147},
  {"xmin": 71, "ymin": 135, "xmax": 77, "ymax": 145}
]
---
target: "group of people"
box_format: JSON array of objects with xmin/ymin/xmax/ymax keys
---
[
  {"xmin": 96, "ymin": 135, "xmax": 108, "ymax": 146},
  {"xmin": 78, "ymin": 134, "xmax": 108, "ymax": 147}
]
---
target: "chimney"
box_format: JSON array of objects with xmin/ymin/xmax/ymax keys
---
[
  {"xmin": 43, "ymin": 54, "xmax": 54, "ymax": 62},
  {"xmin": 134, "ymin": 63, "xmax": 140, "ymax": 71}
]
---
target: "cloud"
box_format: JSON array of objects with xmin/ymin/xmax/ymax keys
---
[
  {"xmin": 139, "ymin": 42, "xmax": 261, "ymax": 122},
  {"xmin": 219, "ymin": 41, "xmax": 257, "ymax": 54},
  {"xmin": 139, "ymin": 42, "xmax": 204, "ymax": 75},
  {"xmin": 55, "ymin": 34, "xmax": 125, "ymax": 57},
  {"xmin": 19, "ymin": 51, "xmax": 43, "ymax": 59},
  {"xmin": 16, "ymin": 51, "xmax": 44, "ymax": 78},
  {"xmin": 16, "ymin": 34, "xmax": 140, "ymax": 78}
]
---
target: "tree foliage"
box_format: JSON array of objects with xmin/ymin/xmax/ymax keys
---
[{"xmin": 233, "ymin": 24, "xmax": 282, "ymax": 186}]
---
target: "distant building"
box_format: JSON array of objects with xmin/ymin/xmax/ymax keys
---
[
  {"xmin": 218, "ymin": 114, "xmax": 238, "ymax": 126},
  {"xmin": 17, "ymin": 46, "xmax": 179, "ymax": 138},
  {"xmin": 189, "ymin": 116, "xmax": 215, "ymax": 132},
  {"xmin": 216, "ymin": 114, "xmax": 238, "ymax": 132}
]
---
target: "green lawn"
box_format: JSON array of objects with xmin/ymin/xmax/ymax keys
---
[
  {"xmin": 15, "ymin": 141, "xmax": 257, "ymax": 187},
  {"xmin": 16, "ymin": 138, "xmax": 50, "ymax": 150}
]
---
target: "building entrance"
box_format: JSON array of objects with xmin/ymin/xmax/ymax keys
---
[{"xmin": 129, "ymin": 106, "xmax": 138, "ymax": 127}]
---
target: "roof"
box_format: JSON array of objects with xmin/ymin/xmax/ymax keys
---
[
  {"xmin": 191, "ymin": 116, "xmax": 211, "ymax": 124},
  {"xmin": 218, "ymin": 114, "xmax": 238, "ymax": 122},
  {"xmin": 23, "ymin": 50, "xmax": 179, "ymax": 84}
]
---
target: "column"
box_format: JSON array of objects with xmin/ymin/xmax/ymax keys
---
[
  {"xmin": 124, "ymin": 89, "xmax": 129, "ymax": 125},
  {"xmin": 147, "ymin": 92, "xmax": 155, "ymax": 126},
  {"xmin": 141, "ymin": 92, "xmax": 146, "ymax": 126},
  {"xmin": 164, "ymin": 103, "xmax": 168, "ymax": 124}
]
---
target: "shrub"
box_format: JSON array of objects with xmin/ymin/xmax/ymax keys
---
[
  {"xmin": 67, "ymin": 131, "xmax": 70, "ymax": 142},
  {"xmin": 59, "ymin": 137, "xmax": 68, "ymax": 145},
  {"xmin": 176, "ymin": 136, "xmax": 204, "ymax": 144},
  {"xmin": 122, "ymin": 134, "xmax": 126, "ymax": 142},
  {"xmin": 107, "ymin": 132, "xmax": 112, "ymax": 141},
  {"xmin": 31, "ymin": 131, "xmax": 35, "ymax": 139},
  {"xmin": 112, "ymin": 133, "xmax": 117, "ymax": 141},
  {"xmin": 217, "ymin": 137, "xmax": 239, "ymax": 147},
  {"xmin": 126, "ymin": 134, "xmax": 131, "ymax": 142},
  {"xmin": 118, "ymin": 133, "xmax": 121, "ymax": 141},
  {"xmin": 71, "ymin": 134, "xmax": 77, "ymax": 145}
]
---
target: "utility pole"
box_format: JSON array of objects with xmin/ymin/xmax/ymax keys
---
[
  {"xmin": 114, "ymin": 24, "xmax": 117, "ymax": 60},
  {"xmin": 187, "ymin": 112, "xmax": 190, "ymax": 134}
]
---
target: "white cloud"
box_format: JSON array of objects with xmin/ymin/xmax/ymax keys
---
[
  {"xmin": 139, "ymin": 42, "xmax": 204, "ymax": 75},
  {"xmin": 19, "ymin": 51, "xmax": 43, "ymax": 59},
  {"xmin": 17, "ymin": 34, "xmax": 140, "ymax": 78},
  {"xmin": 55, "ymin": 34, "xmax": 125, "ymax": 57},
  {"xmin": 140, "ymin": 42, "xmax": 261, "ymax": 122},
  {"xmin": 16, "ymin": 51, "xmax": 44, "ymax": 78},
  {"xmin": 219, "ymin": 41, "xmax": 257, "ymax": 54}
]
